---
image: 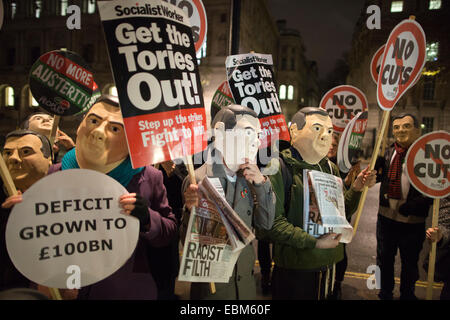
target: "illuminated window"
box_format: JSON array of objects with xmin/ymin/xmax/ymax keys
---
[
  {"xmin": 426, "ymin": 42, "xmax": 439, "ymax": 62},
  {"xmin": 390, "ymin": 1, "xmax": 403, "ymax": 12},
  {"xmin": 11, "ymin": 2, "xmax": 17, "ymax": 19},
  {"xmin": 279, "ymin": 85, "xmax": 286, "ymax": 100},
  {"xmin": 287, "ymin": 85, "xmax": 294, "ymax": 100},
  {"xmin": 88, "ymin": 0, "xmax": 96, "ymax": 14},
  {"xmin": 429, "ymin": 0, "xmax": 441, "ymax": 10},
  {"xmin": 34, "ymin": 1, "xmax": 42, "ymax": 18},
  {"xmin": 422, "ymin": 117, "xmax": 434, "ymax": 134},
  {"xmin": 29, "ymin": 89, "xmax": 39, "ymax": 107},
  {"xmin": 61, "ymin": 0, "xmax": 68, "ymax": 16},
  {"xmin": 5, "ymin": 86, "xmax": 15, "ymax": 107},
  {"xmin": 196, "ymin": 38, "xmax": 207, "ymax": 65},
  {"xmin": 109, "ymin": 86, "xmax": 118, "ymax": 97}
]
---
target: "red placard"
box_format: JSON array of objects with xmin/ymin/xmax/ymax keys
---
[
  {"xmin": 405, "ymin": 131, "xmax": 450, "ymax": 199},
  {"xmin": 370, "ymin": 45, "xmax": 385, "ymax": 84},
  {"xmin": 377, "ymin": 20, "xmax": 426, "ymax": 111},
  {"xmin": 319, "ymin": 85, "xmax": 368, "ymax": 133}
]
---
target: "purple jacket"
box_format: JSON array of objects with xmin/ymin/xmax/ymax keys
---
[{"xmin": 48, "ymin": 164, "xmax": 177, "ymax": 300}]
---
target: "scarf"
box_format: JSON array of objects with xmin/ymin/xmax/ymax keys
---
[
  {"xmin": 61, "ymin": 148, "xmax": 144, "ymax": 187},
  {"xmin": 387, "ymin": 143, "xmax": 407, "ymax": 199}
]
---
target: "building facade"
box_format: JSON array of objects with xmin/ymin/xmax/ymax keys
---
[
  {"xmin": 0, "ymin": 0, "xmax": 318, "ymax": 137},
  {"xmin": 347, "ymin": 0, "xmax": 449, "ymax": 155}
]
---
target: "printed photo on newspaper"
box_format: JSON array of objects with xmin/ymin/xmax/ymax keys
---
[
  {"xmin": 303, "ymin": 169, "xmax": 353, "ymax": 243},
  {"xmin": 178, "ymin": 177, "xmax": 254, "ymax": 283}
]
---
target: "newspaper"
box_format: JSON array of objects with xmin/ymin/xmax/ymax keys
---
[
  {"xmin": 178, "ymin": 177, "xmax": 254, "ymax": 283},
  {"xmin": 303, "ymin": 169, "xmax": 353, "ymax": 243}
]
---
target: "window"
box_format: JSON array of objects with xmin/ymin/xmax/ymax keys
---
[
  {"xmin": 88, "ymin": 0, "xmax": 96, "ymax": 14},
  {"xmin": 390, "ymin": 1, "xmax": 403, "ymax": 12},
  {"xmin": 34, "ymin": 1, "xmax": 42, "ymax": 18},
  {"xmin": 29, "ymin": 89, "xmax": 39, "ymax": 107},
  {"xmin": 196, "ymin": 38, "xmax": 207, "ymax": 65},
  {"xmin": 5, "ymin": 86, "xmax": 14, "ymax": 107},
  {"xmin": 426, "ymin": 42, "xmax": 439, "ymax": 62},
  {"xmin": 290, "ymin": 58, "xmax": 295, "ymax": 71},
  {"xmin": 281, "ymin": 58, "xmax": 287, "ymax": 70},
  {"xmin": 109, "ymin": 86, "xmax": 118, "ymax": 97},
  {"xmin": 429, "ymin": 0, "xmax": 441, "ymax": 10},
  {"xmin": 61, "ymin": 0, "xmax": 68, "ymax": 16},
  {"xmin": 220, "ymin": 13, "xmax": 227, "ymax": 23},
  {"xmin": 279, "ymin": 85, "xmax": 286, "ymax": 100},
  {"xmin": 421, "ymin": 117, "xmax": 434, "ymax": 134},
  {"xmin": 423, "ymin": 76, "xmax": 435, "ymax": 100},
  {"xmin": 11, "ymin": 2, "xmax": 17, "ymax": 19},
  {"xmin": 287, "ymin": 85, "xmax": 294, "ymax": 100}
]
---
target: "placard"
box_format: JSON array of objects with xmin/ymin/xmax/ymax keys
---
[
  {"xmin": 377, "ymin": 19, "xmax": 426, "ymax": 111},
  {"xmin": 319, "ymin": 85, "xmax": 368, "ymax": 133},
  {"xmin": 98, "ymin": 0, "xmax": 208, "ymax": 167},
  {"xmin": 226, "ymin": 53, "xmax": 289, "ymax": 148},
  {"xmin": 6, "ymin": 169, "xmax": 139, "ymax": 289},
  {"xmin": 29, "ymin": 50, "xmax": 98, "ymax": 116},
  {"xmin": 405, "ymin": 131, "xmax": 450, "ymax": 199}
]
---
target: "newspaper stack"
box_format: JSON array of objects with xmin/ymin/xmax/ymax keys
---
[
  {"xmin": 303, "ymin": 169, "xmax": 353, "ymax": 243},
  {"xmin": 178, "ymin": 177, "xmax": 255, "ymax": 283}
]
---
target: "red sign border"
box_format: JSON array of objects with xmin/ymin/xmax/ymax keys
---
[
  {"xmin": 405, "ymin": 131, "xmax": 450, "ymax": 199},
  {"xmin": 370, "ymin": 45, "xmax": 385, "ymax": 85},
  {"xmin": 193, "ymin": 0, "xmax": 207, "ymax": 53},
  {"xmin": 319, "ymin": 85, "xmax": 368, "ymax": 132},
  {"xmin": 376, "ymin": 20, "xmax": 426, "ymax": 111}
]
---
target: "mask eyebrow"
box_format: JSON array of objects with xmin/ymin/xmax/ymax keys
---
[
  {"xmin": 109, "ymin": 121, "xmax": 124, "ymax": 128},
  {"xmin": 87, "ymin": 113, "xmax": 103, "ymax": 120}
]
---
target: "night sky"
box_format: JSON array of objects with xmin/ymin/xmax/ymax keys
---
[{"xmin": 267, "ymin": 0, "xmax": 366, "ymax": 80}]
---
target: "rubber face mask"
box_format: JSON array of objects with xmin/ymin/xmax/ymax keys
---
[
  {"xmin": 392, "ymin": 116, "xmax": 420, "ymax": 148},
  {"xmin": 76, "ymin": 102, "xmax": 129, "ymax": 171},
  {"xmin": 27, "ymin": 114, "xmax": 54, "ymax": 136},
  {"xmin": 290, "ymin": 113, "xmax": 333, "ymax": 164},
  {"xmin": 2, "ymin": 134, "xmax": 51, "ymax": 191},
  {"xmin": 214, "ymin": 114, "xmax": 261, "ymax": 172}
]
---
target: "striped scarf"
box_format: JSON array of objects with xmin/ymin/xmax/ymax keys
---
[{"xmin": 387, "ymin": 143, "xmax": 407, "ymax": 199}]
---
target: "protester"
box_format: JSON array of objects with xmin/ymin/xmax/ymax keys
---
[
  {"xmin": 182, "ymin": 104, "xmax": 276, "ymax": 300},
  {"xmin": 1, "ymin": 130, "xmax": 52, "ymax": 291},
  {"xmin": 22, "ymin": 112, "xmax": 75, "ymax": 162},
  {"xmin": 155, "ymin": 160, "xmax": 187, "ymax": 300},
  {"xmin": 375, "ymin": 113, "xmax": 433, "ymax": 300},
  {"xmin": 260, "ymin": 107, "xmax": 376, "ymax": 300},
  {"xmin": 326, "ymin": 132, "xmax": 361, "ymax": 299},
  {"xmin": 5, "ymin": 95, "xmax": 177, "ymax": 299},
  {"xmin": 426, "ymin": 196, "xmax": 450, "ymax": 300}
]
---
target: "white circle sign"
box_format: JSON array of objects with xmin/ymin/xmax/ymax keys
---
[
  {"xmin": 6, "ymin": 169, "xmax": 139, "ymax": 289},
  {"xmin": 405, "ymin": 131, "xmax": 450, "ymax": 199}
]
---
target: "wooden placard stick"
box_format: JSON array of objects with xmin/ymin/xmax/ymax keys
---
[
  {"xmin": 0, "ymin": 156, "xmax": 18, "ymax": 196},
  {"xmin": 184, "ymin": 155, "xmax": 216, "ymax": 295},
  {"xmin": 353, "ymin": 110, "xmax": 391, "ymax": 236},
  {"xmin": 426, "ymin": 198, "xmax": 440, "ymax": 300},
  {"xmin": 48, "ymin": 115, "xmax": 61, "ymax": 147}
]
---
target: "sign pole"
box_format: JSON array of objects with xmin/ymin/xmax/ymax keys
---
[
  {"xmin": 353, "ymin": 110, "xmax": 390, "ymax": 236},
  {"xmin": 426, "ymin": 198, "xmax": 440, "ymax": 300},
  {"xmin": 184, "ymin": 155, "xmax": 216, "ymax": 295},
  {"xmin": 49, "ymin": 115, "xmax": 61, "ymax": 147},
  {"xmin": 0, "ymin": 156, "xmax": 18, "ymax": 196}
]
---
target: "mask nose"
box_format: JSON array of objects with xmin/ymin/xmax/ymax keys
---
[
  {"xmin": 91, "ymin": 122, "xmax": 107, "ymax": 142},
  {"xmin": 6, "ymin": 149, "xmax": 21, "ymax": 166}
]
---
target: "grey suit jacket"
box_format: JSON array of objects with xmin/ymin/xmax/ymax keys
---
[{"xmin": 180, "ymin": 159, "xmax": 275, "ymax": 299}]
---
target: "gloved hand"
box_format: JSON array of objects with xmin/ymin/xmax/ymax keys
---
[{"xmin": 119, "ymin": 193, "xmax": 150, "ymax": 231}]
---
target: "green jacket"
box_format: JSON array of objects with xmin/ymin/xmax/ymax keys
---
[{"xmin": 258, "ymin": 148, "xmax": 362, "ymax": 270}]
